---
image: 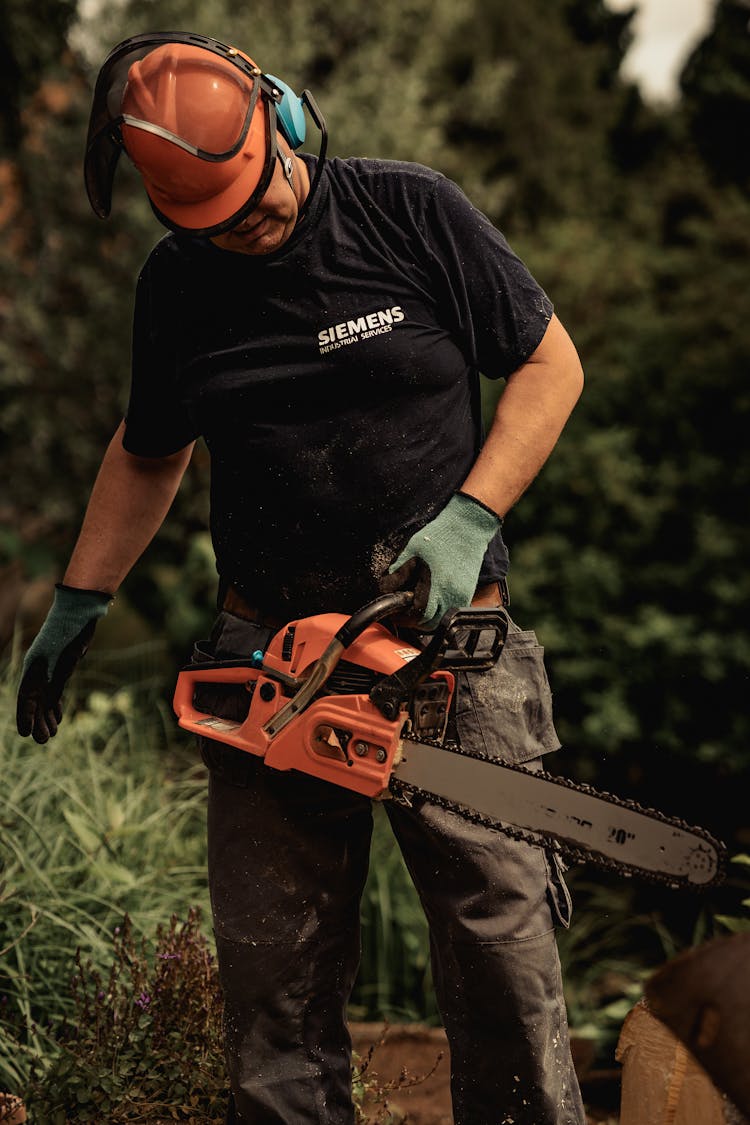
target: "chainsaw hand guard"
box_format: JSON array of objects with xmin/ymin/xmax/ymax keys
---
[{"xmin": 369, "ymin": 605, "xmax": 508, "ymax": 721}]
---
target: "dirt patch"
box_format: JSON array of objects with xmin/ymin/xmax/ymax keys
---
[
  {"xmin": 350, "ymin": 1023, "xmax": 621, "ymax": 1124},
  {"xmin": 351, "ymin": 1023, "xmax": 452, "ymax": 1124}
]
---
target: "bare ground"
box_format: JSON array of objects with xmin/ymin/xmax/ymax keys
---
[{"xmin": 350, "ymin": 1023, "xmax": 621, "ymax": 1124}]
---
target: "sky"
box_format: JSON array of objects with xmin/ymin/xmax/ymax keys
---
[{"xmin": 606, "ymin": 0, "xmax": 718, "ymax": 102}]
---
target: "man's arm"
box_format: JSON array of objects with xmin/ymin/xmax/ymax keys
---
[
  {"xmin": 16, "ymin": 422, "xmax": 194, "ymax": 742},
  {"xmin": 382, "ymin": 314, "xmax": 583, "ymax": 626},
  {"xmin": 64, "ymin": 420, "xmax": 195, "ymax": 592},
  {"xmin": 460, "ymin": 313, "xmax": 584, "ymax": 517}
]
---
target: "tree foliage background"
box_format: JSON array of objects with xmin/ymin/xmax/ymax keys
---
[{"xmin": 1, "ymin": 0, "xmax": 749, "ymax": 849}]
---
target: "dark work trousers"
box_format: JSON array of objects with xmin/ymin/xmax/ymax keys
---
[{"xmin": 196, "ymin": 611, "xmax": 586, "ymax": 1125}]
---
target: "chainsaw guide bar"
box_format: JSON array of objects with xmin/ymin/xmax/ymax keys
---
[{"xmin": 390, "ymin": 739, "xmax": 725, "ymax": 890}]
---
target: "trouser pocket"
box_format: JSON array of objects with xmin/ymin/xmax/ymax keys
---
[{"xmin": 455, "ymin": 614, "xmax": 561, "ymax": 765}]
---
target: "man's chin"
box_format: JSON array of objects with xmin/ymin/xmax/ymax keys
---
[{"xmin": 213, "ymin": 217, "xmax": 293, "ymax": 256}]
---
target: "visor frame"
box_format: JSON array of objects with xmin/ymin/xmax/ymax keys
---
[{"xmin": 119, "ymin": 67, "xmax": 261, "ymax": 165}]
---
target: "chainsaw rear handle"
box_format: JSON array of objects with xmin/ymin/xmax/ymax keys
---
[
  {"xmin": 431, "ymin": 606, "xmax": 508, "ymax": 670},
  {"xmin": 333, "ymin": 591, "xmax": 508, "ymax": 670},
  {"xmin": 172, "ymin": 663, "xmax": 260, "ymax": 741}
]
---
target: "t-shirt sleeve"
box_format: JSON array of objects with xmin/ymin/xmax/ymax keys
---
[
  {"xmin": 421, "ymin": 176, "xmax": 553, "ymax": 379},
  {"xmin": 122, "ymin": 250, "xmax": 200, "ymax": 457}
]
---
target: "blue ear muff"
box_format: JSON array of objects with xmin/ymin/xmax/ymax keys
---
[{"xmin": 266, "ymin": 74, "xmax": 306, "ymax": 149}]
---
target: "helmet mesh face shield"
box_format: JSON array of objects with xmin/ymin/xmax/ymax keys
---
[{"xmin": 85, "ymin": 34, "xmax": 284, "ymax": 237}]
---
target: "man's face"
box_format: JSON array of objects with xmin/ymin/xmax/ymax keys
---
[{"xmin": 210, "ymin": 152, "xmax": 301, "ymax": 256}]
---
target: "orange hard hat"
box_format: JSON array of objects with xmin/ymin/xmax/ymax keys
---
[
  {"xmin": 84, "ymin": 32, "xmax": 327, "ymax": 236},
  {"xmin": 120, "ymin": 43, "xmax": 270, "ymax": 234}
]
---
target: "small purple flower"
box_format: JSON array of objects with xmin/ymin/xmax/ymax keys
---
[
  {"xmin": 135, "ymin": 992, "xmax": 151, "ymax": 1009},
  {"xmin": 157, "ymin": 952, "xmax": 180, "ymax": 961}
]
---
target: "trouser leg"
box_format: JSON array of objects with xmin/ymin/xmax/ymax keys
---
[
  {"xmin": 385, "ymin": 792, "xmax": 586, "ymax": 1125},
  {"xmin": 206, "ymin": 753, "xmax": 373, "ymax": 1124}
]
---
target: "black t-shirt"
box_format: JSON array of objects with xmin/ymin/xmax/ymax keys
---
[{"xmin": 124, "ymin": 157, "xmax": 553, "ymax": 617}]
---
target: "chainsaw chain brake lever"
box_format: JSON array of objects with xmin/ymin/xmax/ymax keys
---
[{"xmin": 369, "ymin": 606, "xmax": 509, "ymax": 721}]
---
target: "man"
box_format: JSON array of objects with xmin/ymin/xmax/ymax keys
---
[{"xmin": 17, "ymin": 33, "xmax": 586, "ymax": 1124}]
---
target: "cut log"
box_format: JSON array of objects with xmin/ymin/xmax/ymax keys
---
[
  {"xmin": 616, "ymin": 1000, "xmax": 732, "ymax": 1124},
  {"xmin": 644, "ymin": 931, "xmax": 750, "ymax": 1118},
  {"xmin": 0, "ymin": 1094, "xmax": 26, "ymax": 1124}
]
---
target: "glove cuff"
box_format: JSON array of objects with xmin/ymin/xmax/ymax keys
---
[
  {"xmin": 56, "ymin": 585, "xmax": 113, "ymax": 612},
  {"xmin": 455, "ymin": 489, "xmax": 503, "ymax": 524},
  {"xmin": 20, "ymin": 584, "xmax": 113, "ymax": 683},
  {"xmin": 449, "ymin": 491, "xmax": 503, "ymax": 536},
  {"xmin": 54, "ymin": 583, "xmax": 113, "ymax": 617}
]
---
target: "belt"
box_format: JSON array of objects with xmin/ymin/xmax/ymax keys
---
[
  {"xmin": 222, "ymin": 587, "xmax": 288, "ymax": 629},
  {"xmin": 222, "ymin": 577, "xmax": 510, "ymax": 626}
]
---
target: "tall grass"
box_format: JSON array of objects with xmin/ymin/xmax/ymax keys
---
[
  {"xmin": 353, "ymin": 804, "xmax": 439, "ymax": 1024},
  {"xmin": 0, "ymin": 653, "xmax": 443, "ymax": 1101},
  {"xmin": 0, "ymin": 666, "xmax": 211, "ymax": 1092},
  {"xmin": 0, "ymin": 653, "xmax": 443, "ymax": 1117}
]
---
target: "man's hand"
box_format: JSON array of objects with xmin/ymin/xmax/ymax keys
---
[
  {"xmin": 379, "ymin": 492, "xmax": 501, "ymax": 629},
  {"xmin": 16, "ymin": 585, "xmax": 113, "ymax": 743}
]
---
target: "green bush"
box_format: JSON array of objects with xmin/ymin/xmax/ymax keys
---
[{"xmin": 23, "ymin": 907, "xmax": 410, "ymax": 1123}]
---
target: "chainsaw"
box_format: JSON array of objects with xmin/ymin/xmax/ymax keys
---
[{"xmin": 173, "ymin": 592, "xmax": 725, "ymax": 889}]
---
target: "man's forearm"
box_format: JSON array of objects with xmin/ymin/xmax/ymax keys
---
[
  {"xmin": 461, "ymin": 314, "xmax": 584, "ymax": 517},
  {"xmin": 63, "ymin": 421, "xmax": 195, "ymax": 592}
]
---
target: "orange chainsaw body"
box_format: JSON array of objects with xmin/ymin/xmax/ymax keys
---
[{"xmin": 173, "ymin": 610, "xmax": 455, "ymax": 798}]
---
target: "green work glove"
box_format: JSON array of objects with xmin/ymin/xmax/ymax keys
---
[
  {"xmin": 380, "ymin": 492, "xmax": 502, "ymax": 630},
  {"xmin": 16, "ymin": 584, "xmax": 113, "ymax": 744}
]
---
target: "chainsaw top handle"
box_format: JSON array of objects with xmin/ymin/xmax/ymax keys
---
[{"xmin": 335, "ymin": 591, "xmax": 415, "ymax": 647}]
